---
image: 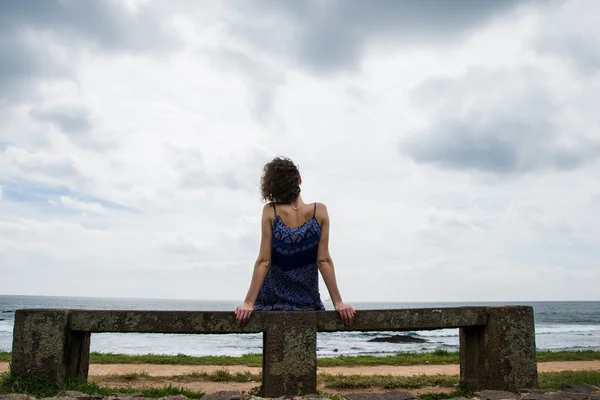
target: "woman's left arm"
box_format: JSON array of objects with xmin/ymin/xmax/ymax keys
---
[{"xmin": 235, "ymin": 204, "xmax": 273, "ymax": 325}]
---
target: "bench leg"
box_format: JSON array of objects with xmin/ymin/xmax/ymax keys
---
[
  {"xmin": 11, "ymin": 310, "xmax": 91, "ymax": 383},
  {"xmin": 67, "ymin": 330, "xmax": 91, "ymax": 380},
  {"xmin": 460, "ymin": 306, "xmax": 538, "ymax": 391},
  {"xmin": 262, "ymin": 312, "xmax": 317, "ymax": 397}
]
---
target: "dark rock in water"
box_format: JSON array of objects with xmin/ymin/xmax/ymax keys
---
[
  {"xmin": 333, "ymin": 348, "xmax": 338, "ymax": 352},
  {"xmin": 346, "ymin": 391, "xmax": 416, "ymax": 400},
  {"xmin": 368, "ymin": 334, "xmax": 427, "ymax": 343},
  {"xmin": 475, "ymin": 390, "xmax": 518, "ymax": 400}
]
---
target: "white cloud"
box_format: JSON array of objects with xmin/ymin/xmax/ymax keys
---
[
  {"xmin": 0, "ymin": 0, "xmax": 599, "ymax": 302},
  {"xmin": 0, "ymin": 145, "xmax": 85, "ymax": 186},
  {"xmin": 59, "ymin": 196, "xmax": 107, "ymax": 215}
]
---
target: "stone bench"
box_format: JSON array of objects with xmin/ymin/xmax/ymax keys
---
[{"xmin": 10, "ymin": 306, "xmax": 538, "ymax": 397}]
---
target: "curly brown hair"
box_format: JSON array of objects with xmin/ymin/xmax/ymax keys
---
[{"xmin": 261, "ymin": 157, "xmax": 301, "ymax": 204}]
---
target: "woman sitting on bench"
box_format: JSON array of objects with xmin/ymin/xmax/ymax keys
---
[{"xmin": 235, "ymin": 157, "xmax": 355, "ymax": 327}]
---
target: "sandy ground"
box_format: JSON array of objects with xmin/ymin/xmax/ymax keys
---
[
  {"xmin": 1, "ymin": 360, "xmax": 596, "ymax": 377},
  {"xmin": 2, "ymin": 361, "xmax": 599, "ymax": 395},
  {"xmin": 86, "ymin": 377, "xmax": 458, "ymax": 397},
  {"xmin": 86, "ymin": 378, "xmax": 458, "ymax": 397}
]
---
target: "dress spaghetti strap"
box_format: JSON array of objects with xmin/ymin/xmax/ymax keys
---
[
  {"xmin": 272, "ymin": 203, "xmax": 277, "ymax": 217},
  {"xmin": 313, "ymin": 202, "xmax": 316, "ymax": 218}
]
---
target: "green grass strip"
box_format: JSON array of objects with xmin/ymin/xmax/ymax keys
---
[
  {"xmin": 3, "ymin": 350, "xmax": 600, "ymax": 367},
  {"xmin": 92, "ymin": 369, "xmax": 600, "ymax": 390},
  {"xmin": 538, "ymin": 370, "xmax": 600, "ymax": 389},
  {"xmin": 90, "ymin": 352, "xmax": 265, "ymax": 367},
  {"xmin": 318, "ymin": 370, "xmax": 600, "ymax": 390},
  {"xmin": 2, "ymin": 370, "xmax": 600, "ymax": 398},
  {"xmin": 101, "ymin": 370, "xmax": 261, "ymax": 383},
  {"xmin": 318, "ymin": 373, "xmax": 460, "ymax": 390},
  {"xmin": 0, "ymin": 373, "xmax": 204, "ymax": 399}
]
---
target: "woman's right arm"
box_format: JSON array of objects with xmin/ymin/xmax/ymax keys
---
[
  {"xmin": 235, "ymin": 204, "xmax": 273, "ymax": 326},
  {"xmin": 316, "ymin": 203, "xmax": 355, "ymax": 326}
]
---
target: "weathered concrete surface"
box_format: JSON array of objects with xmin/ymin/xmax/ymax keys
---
[
  {"xmin": 69, "ymin": 311, "xmax": 267, "ymax": 333},
  {"xmin": 197, "ymin": 392, "xmax": 242, "ymax": 400},
  {"xmin": 317, "ymin": 307, "xmax": 488, "ymax": 332},
  {"xmin": 345, "ymin": 392, "xmax": 416, "ymax": 400},
  {"xmin": 11, "ymin": 310, "xmax": 72, "ymax": 382},
  {"xmin": 562, "ymin": 385, "xmax": 599, "ymax": 394},
  {"xmin": 0, "ymin": 395, "xmax": 36, "ymax": 400},
  {"xmin": 476, "ymin": 390, "xmax": 519, "ymax": 400},
  {"xmin": 56, "ymin": 392, "xmax": 103, "ymax": 400},
  {"xmin": 66, "ymin": 330, "xmax": 91, "ymax": 381},
  {"xmin": 461, "ymin": 306, "xmax": 538, "ymax": 392},
  {"xmin": 262, "ymin": 312, "xmax": 317, "ymax": 397},
  {"xmin": 69, "ymin": 308, "xmax": 488, "ymax": 334},
  {"xmin": 11, "ymin": 306, "xmax": 538, "ymax": 396},
  {"xmin": 11, "ymin": 310, "xmax": 92, "ymax": 383}
]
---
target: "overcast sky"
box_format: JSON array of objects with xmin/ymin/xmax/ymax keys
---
[{"xmin": 1, "ymin": 0, "xmax": 599, "ymax": 302}]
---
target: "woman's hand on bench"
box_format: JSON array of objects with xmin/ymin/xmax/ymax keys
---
[
  {"xmin": 334, "ymin": 302, "xmax": 356, "ymax": 326},
  {"xmin": 235, "ymin": 302, "xmax": 254, "ymax": 326}
]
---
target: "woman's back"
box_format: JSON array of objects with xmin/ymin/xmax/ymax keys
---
[
  {"xmin": 271, "ymin": 202, "xmax": 318, "ymax": 229},
  {"xmin": 254, "ymin": 202, "xmax": 325, "ymax": 311}
]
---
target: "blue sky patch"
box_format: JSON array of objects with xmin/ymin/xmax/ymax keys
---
[{"xmin": 0, "ymin": 178, "xmax": 136, "ymax": 213}]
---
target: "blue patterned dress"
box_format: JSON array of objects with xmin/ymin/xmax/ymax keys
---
[{"xmin": 254, "ymin": 203, "xmax": 326, "ymax": 311}]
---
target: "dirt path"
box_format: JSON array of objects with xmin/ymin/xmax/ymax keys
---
[
  {"xmin": 2, "ymin": 361, "xmax": 600, "ymax": 395},
  {"xmin": 87, "ymin": 377, "xmax": 456, "ymax": 397},
  {"xmin": 74, "ymin": 361, "xmax": 600, "ymax": 397},
  {"xmin": 2, "ymin": 360, "xmax": 600, "ymax": 377}
]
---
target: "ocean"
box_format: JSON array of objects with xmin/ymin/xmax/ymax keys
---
[{"xmin": 0, "ymin": 296, "xmax": 599, "ymax": 357}]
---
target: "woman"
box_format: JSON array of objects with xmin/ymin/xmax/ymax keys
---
[{"xmin": 235, "ymin": 157, "xmax": 356, "ymax": 326}]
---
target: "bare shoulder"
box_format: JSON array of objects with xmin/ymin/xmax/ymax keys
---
[
  {"xmin": 314, "ymin": 202, "xmax": 328, "ymax": 212},
  {"xmin": 314, "ymin": 202, "xmax": 329, "ymax": 220},
  {"xmin": 261, "ymin": 203, "xmax": 275, "ymax": 220}
]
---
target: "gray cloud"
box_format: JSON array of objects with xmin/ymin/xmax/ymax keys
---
[
  {"xmin": 0, "ymin": 0, "xmax": 179, "ymax": 102},
  {"xmin": 533, "ymin": 0, "xmax": 600, "ymax": 76},
  {"xmin": 1, "ymin": 146, "xmax": 87, "ymax": 185},
  {"xmin": 202, "ymin": 47, "xmax": 285, "ymax": 123},
  {"xmin": 537, "ymin": 35, "xmax": 600, "ymax": 76},
  {"xmin": 0, "ymin": 35, "xmax": 71, "ymax": 101},
  {"xmin": 401, "ymin": 67, "xmax": 600, "ymax": 174},
  {"xmin": 165, "ymin": 144, "xmax": 272, "ymax": 192},
  {"xmin": 404, "ymin": 118, "xmax": 599, "ymax": 174},
  {"xmin": 0, "ymin": 0, "xmax": 177, "ymax": 51},
  {"xmin": 165, "ymin": 146, "xmax": 213, "ymax": 189},
  {"xmin": 230, "ymin": 0, "xmax": 528, "ymax": 73},
  {"xmin": 30, "ymin": 107, "xmax": 92, "ymax": 134},
  {"xmin": 0, "ymin": 0, "xmax": 178, "ymax": 153},
  {"xmin": 28, "ymin": 105, "xmax": 115, "ymax": 151}
]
